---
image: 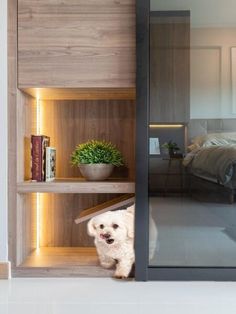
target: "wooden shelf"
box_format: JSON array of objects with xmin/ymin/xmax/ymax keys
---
[
  {"xmin": 17, "ymin": 178, "xmax": 135, "ymax": 194},
  {"xmin": 20, "ymin": 247, "xmax": 99, "ymax": 267},
  {"xmin": 21, "ymin": 88, "xmax": 136, "ymax": 100},
  {"xmin": 75, "ymin": 194, "xmax": 135, "ymax": 224},
  {"xmin": 14, "ymin": 247, "xmax": 113, "ymax": 277}
]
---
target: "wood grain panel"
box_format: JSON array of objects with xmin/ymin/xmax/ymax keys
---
[
  {"xmin": 150, "ymin": 14, "xmax": 190, "ymax": 123},
  {"xmin": 19, "ymin": 0, "xmax": 135, "ymax": 14},
  {"xmin": 16, "ymin": 194, "xmax": 37, "ymax": 265},
  {"xmin": 17, "ymin": 180, "xmax": 135, "ymax": 194},
  {"xmin": 17, "ymin": 91, "xmax": 36, "ymax": 181},
  {"xmin": 12, "ymin": 266, "xmax": 113, "ymax": 278},
  {"xmin": 9, "ymin": 0, "xmax": 37, "ymax": 269},
  {"xmin": 0, "ymin": 263, "xmax": 10, "ymax": 279},
  {"xmin": 40, "ymin": 99, "xmax": 135, "ymax": 180},
  {"xmin": 18, "ymin": 0, "xmax": 135, "ymax": 88},
  {"xmin": 8, "ymin": 0, "xmax": 18, "ymax": 268},
  {"xmin": 74, "ymin": 194, "xmax": 135, "ymax": 224},
  {"xmin": 40, "ymin": 193, "xmax": 119, "ymax": 247}
]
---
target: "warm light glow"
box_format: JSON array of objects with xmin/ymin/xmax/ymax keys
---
[
  {"xmin": 36, "ymin": 97, "xmax": 41, "ymax": 135},
  {"xmin": 36, "ymin": 97, "xmax": 41, "ymax": 253},
  {"xmin": 36, "ymin": 193, "xmax": 40, "ymax": 252},
  {"xmin": 149, "ymin": 124, "xmax": 184, "ymax": 128}
]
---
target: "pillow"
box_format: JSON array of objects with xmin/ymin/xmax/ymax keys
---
[
  {"xmin": 191, "ymin": 132, "xmax": 236, "ymax": 147},
  {"xmin": 187, "ymin": 143, "xmax": 200, "ymax": 152}
]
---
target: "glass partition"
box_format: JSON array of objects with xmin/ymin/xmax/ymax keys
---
[{"xmin": 149, "ymin": 0, "xmax": 236, "ymax": 268}]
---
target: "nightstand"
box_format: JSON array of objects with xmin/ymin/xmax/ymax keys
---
[{"xmin": 163, "ymin": 156, "xmax": 184, "ymax": 195}]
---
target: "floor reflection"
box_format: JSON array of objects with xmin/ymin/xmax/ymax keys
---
[{"xmin": 149, "ymin": 197, "xmax": 236, "ymax": 267}]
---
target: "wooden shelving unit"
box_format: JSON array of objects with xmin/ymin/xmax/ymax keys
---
[
  {"xmin": 17, "ymin": 179, "xmax": 135, "ymax": 194},
  {"xmin": 9, "ymin": 0, "xmax": 136, "ymax": 278}
]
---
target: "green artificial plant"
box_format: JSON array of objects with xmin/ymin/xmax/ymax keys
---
[
  {"xmin": 71, "ymin": 140, "xmax": 124, "ymax": 167},
  {"xmin": 162, "ymin": 140, "xmax": 180, "ymax": 156}
]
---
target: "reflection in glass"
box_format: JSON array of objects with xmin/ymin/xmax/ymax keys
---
[{"xmin": 149, "ymin": 0, "xmax": 236, "ymax": 267}]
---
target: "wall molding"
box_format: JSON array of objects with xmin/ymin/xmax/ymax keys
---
[
  {"xmin": 0, "ymin": 262, "xmax": 11, "ymax": 279},
  {"xmin": 230, "ymin": 46, "xmax": 236, "ymax": 114},
  {"xmin": 190, "ymin": 46, "xmax": 222, "ymax": 119}
]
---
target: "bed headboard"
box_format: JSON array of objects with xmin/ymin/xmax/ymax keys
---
[{"xmin": 188, "ymin": 119, "xmax": 236, "ymax": 142}]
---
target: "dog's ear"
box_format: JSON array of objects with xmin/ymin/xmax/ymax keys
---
[
  {"xmin": 124, "ymin": 211, "xmax": 134, "ymax": 239},
  {"xmin": 126, "ymin": 203, "xmax": 135, "ymax": 214},
  {"xmin": 87, "ymin": 218, "xmax": 97, "ymax": 237}
]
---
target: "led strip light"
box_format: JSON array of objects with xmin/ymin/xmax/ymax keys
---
[
  {"xmin": 36, "ymin": 97, "xmax": 41, "ymax": 251},
  {"xmin": 149, "ymin": 124, "xmax": 184, "ymax": 128}
]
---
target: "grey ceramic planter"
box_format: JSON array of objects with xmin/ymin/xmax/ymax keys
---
[{"xmin": 79, "ymin": 164, "xmax": 114, "ymax": 181}]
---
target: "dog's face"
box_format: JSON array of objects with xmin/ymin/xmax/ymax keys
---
[{"xmin": 88, "ymin": 209, "xmax": 134, "ymax": 246}]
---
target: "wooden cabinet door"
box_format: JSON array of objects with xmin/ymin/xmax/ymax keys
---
[
  {"xmin": 18, "ymin": 0, "xmax": 135, "ymax": 88},
  {"xmin": 150, "ymin": 12, "xmax": 190, "ymax": 123}
]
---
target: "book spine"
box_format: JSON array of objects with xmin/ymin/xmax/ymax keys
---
[
  {"xmin": 46, "ymin": 147, "xmax": 51, "ymax": 182},
  {"xmin": 46, "ymin": 147, "xmax": 56, "ymax": 182},
  {"xmin": 31, "ymin": 136, "xmax": 43, "ymax": 181},
  {"xmin": 42, "ymin": 137, "xmax": 50, "ymax": 181},
  {"xmin": 31, "ymin": 135, "xmax": 50, "ymax": 181}
]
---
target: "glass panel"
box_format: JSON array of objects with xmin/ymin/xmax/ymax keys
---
[{"xmin": 149, "ymin": 0, "xmax": 236, "ymax": 267}]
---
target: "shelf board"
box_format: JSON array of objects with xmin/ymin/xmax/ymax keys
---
[
  {"xmin": 75, "ymin": 194, "xmax": 135, "ymax": 224},
  {"xmin": 14, "ymin": 247, "xmax": 113, "ymax": 277},
  {"xmin": 20, "ymin": 87, "xmax": 136, "ymax": 100},
  {"xmin": 17, "ymin": 178, "xmax": 135, "ymax": 194},
  {"xmin": 20, "ymin": 247, "xmax": 100, "ymax": 268}
]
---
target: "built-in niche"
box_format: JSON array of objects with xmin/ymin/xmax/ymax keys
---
[{"xmin": 14, "ymin": 90, "xmax": 135, "ymax": 277}]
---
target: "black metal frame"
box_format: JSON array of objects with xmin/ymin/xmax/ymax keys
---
[
  {"xmin": 135, "ymin": 0, "xmax": 236, "ymax": 281},
  {"xmin": 135, "ymin": 0, "xmax": 150, "ymax": 281}
]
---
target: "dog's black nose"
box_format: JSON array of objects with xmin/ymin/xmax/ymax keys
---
[{"xmin": 103, "ymin": 233, "xmax": 111, "ymax": 239}]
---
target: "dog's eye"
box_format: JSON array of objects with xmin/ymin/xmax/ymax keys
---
[
  {"xmin": 113, "ymin": 224, "xmax": 119, "ymax": 229},
  {"xmin": 100, "ymin": 224, "xmax": 104, "ymax": 229}
]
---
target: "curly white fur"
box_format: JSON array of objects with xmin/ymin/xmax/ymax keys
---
[
  {"xmin": 88, "ymin": 203, "xmax": 158, "ymax": 278},
  {"xmin": 88, "ymin": 204, "xmax": 135, "ymax": 279}
]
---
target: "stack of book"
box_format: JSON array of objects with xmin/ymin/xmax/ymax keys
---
[{"xmin": 31, "ymin": 135, "xmax": 56, "ymax": 182}]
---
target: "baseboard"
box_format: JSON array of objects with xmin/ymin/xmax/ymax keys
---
[{"xmin": 0, "ymin": 262, "xmax": 11, "ymax": 279}]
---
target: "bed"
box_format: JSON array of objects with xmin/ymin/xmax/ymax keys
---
[{"xmin": 184, "ymin": 119, "xmax": 236, "ymax": 203}]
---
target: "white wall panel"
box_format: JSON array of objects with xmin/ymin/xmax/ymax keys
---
[{"xmin": 190, "ymin": 47, "xmax": 221, "ymax": 119}]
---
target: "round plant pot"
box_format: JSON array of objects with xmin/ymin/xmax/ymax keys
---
[{"xmin": 78, "ymin": 164, "xmax": 114, "ymax": 181}]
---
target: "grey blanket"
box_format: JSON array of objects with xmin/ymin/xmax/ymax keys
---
[{"xmin": 183, "ymin": 145, "xmax": 236, "ymax": 185}]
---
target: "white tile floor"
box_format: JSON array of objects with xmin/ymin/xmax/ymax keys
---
[{"xmin": 1, "ymin": 279, "xmax": 236, "ymax": 314}]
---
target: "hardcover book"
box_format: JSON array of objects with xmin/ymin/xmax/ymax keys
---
[
  {"xmin": 46, "ymin": 147, "xmax": 56, "ymax": 182},
  {"xmin": 31, "ymin": 135, "xmax": 50, "ymax": 181}
]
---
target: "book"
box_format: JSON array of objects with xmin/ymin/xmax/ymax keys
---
[
  {"xmin": 46, "ymin": 147, "xmax": 56, "ymax": 182},
  {"xmin": 31, "ymin": 135, "xmax": 50, "ymax": 181}
]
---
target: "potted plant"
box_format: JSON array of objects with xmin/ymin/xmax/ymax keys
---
[
  {"xmin": 162, "ymin": 140, "xmax": 180, "ymax": 157},
  {"xmin": 71, "ymin": 140, "xmax": 124, "ymax": 181}
]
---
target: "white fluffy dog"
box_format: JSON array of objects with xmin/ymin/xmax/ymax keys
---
[
  {"xmin": 88, "ymin": 204, "xmax": 135, "ymax": 279},
  {"xmin": 88, "ymin": 203, "xmax": 158, "ymax": 279}
]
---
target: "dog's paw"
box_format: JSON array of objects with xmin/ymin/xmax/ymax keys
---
[
  {"xmin": 100, "ymin": 259, "xmax": 115, "ymax": 269},
  {"xmin": 101, "ymin": 262, "xmax": 113, "ymax": 269},
  {"xmin": 113, "ymin": 274, "xmax": 128, "ymax": 280},
  {"xmin": 113, "ymin": 270, "xmax": 129, "ymax": 279}
]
